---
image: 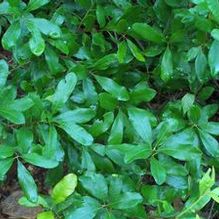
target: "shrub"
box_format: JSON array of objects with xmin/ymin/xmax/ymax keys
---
[{"xmin": 1, "ymin": 0, "xmax": 219, "ymax": 218}]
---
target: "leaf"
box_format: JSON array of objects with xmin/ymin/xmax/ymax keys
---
[
  {"xmin": 16, "ymin": 127, "xmax": 33, "ymax": 154},
  {"xmin": 2, "ymin": 21, "xmax": 21, "ymax": 50},
  {"xmin": 80, "ymin": 172, "xmax": 108, "ymax": 200},
  {"xmin": 27, "ymin": 0, "xmax": 50, "ymax": 11},
  {"xmin": 22, "ymin": 153, "xmax": 59, "ymax": 169},
  {"xmin": 58, "ymin": 122, "xmax": 93, "ymax": 146},
  {"xmin": 188, "ymin": 105, "xmax": 201, "ymax": 124},
  {"xmin": 83, "ymin": 78, "xmax": 98, "ymax": 105},
  {"xmin": 182, "ymin": 93, "xmax": 195, "ymax": 114},
  {"xmin": 199, "ymin": 168, "xmax": 215, "ymax": 194},
  {"xmin": 52, "ymin": 173, "xmax": 77, "ymax": 204},
  {"xmin": 43, "ymin": 126, "xmax": 64, "ymax": 161},
  {"xmin": 211, "ymin": 29, "xmax": 219, "ymax": 41},
  {"xmin": 126, "ymin": 39, "xmax": 145, "ymax": 62},
  {"xmin": 96, "ymin": 5, "xmax": 106, "ymax": 28},
  {"xmin": 110, "ymin": 192, "xmax": 143, "ymax": 210},
  {"xmin": 195, "ymin": 49, "xmax": 207, "ymax": 81},
  {"xmin": 81, "ymin": 149, "xmax": 96, "ymax": 171},
  {"xmin": 65, "ymin": 196, "xmax": 101, "ymax": 219},
  {"xmin": 199, "ymin": 130, "xmax": 219, "ymax": 157},
  {"xmin": 108, "ymin": 111, "xmax": 124, "ymax": 144},
  {"xmin": 107, "ymin": 144, "xmax": 152, "ymax": 163},
  {"xmin": 95, "ymin": 75, "xmax": 129, "ymax": 101},
  {"xmin": 92, "ymin": 54, "xmax": 117, "ymax": 70},
  {"xmin": 0, "ymin": 146, "xmax": 14, "ymax": 159},
  {"xmin": 208, "ymin": 40, "xmax": 219, "ymax": 77},
  {"xmin": 7, "ymin": 0, "xmax": 20, "ymax": 7},
  {"xmin": 0, "ymin": 158, "xmax": 14, "ymax": 181},
  {"xmin": 0, "ymin": 60, "xmax": 9, "ymax": 87},
  {"xmin": 206, "ymin": 0, "xmax": 219, "ymax": 24},
  {"xmin": 161, "ymin": 47, "xmax": 173, "ymax": 81},
  {"xmin": 198, "ymin": 86, "xmax": 214, "ymax": 101},
  {"xmin": 210, "ymin": 187, "xmax": 219, "ymax": 203},
  {"xmin": 98, "ymin": 93, "xmax": 118, "ymax": 111},
  {"xmin": 29, "ymin": 18, "xmax": 61, "ymax": 38},
  {"xmin": 55, "ymin": 108, "xmax": 95, "ymax": 124},
  {"xmin": 117, "ymin": 41, "xmax": 127, "ymax": 63},
  {"xmin": 150, "ymin": 158, "xmax": 166, "ymax": 185},
  {"xmin": 201, "ymin": 122, "xmax": 219, "ymax": 135},
  {"xmin": 45, "ymin": 46, "xmax": 65, "ymax": 74},
  {"xmin": 132, "ymin": 23, "xmax": 165, "ymax": 43},
  {"xmin": 17, "ymin": 161, "xmax": 38, "ymax": 203},
  {"xmin": 128, "ymin": 107, "xmax": 152, "ymax": 145},
  {"xmin": 159, "ymin": 130, "xmax": 201, "ymax": 161},
  {"xmin": 19, "ymin": 195, "xmax": 48, "ymax": 208},
  {"xmin": 89, "ymin": 112, "xmax": 114, "ymax": 137},
  {"xmin": 0, "ymin": 106, "xmax": 25, "ymax": 124},
  {"xmin": 48, "ymin": 73, "xmax": 77, "ymax": 110},
  {"xmin": 10, "ymin": 96, "xmax": 34, "ymax": 111},
  {"xmin": 130, "ymin": 81, "xmax": 156, "ymax": 104},
  {"xmin": 37, "ymin": 211, "xmax": 54, "ymax": 219},
  {"xmin": 29, "ymin": 30, "xmax": 45, "ymax": 56}
]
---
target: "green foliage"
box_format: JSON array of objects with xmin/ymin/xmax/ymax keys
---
[{"xmin": 1, "ymin": 0, "xmax": 219, "ymax": 218}]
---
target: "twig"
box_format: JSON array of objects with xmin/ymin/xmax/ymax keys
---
[{"xmin": 208, "ymin": 201, "xmax": 215, "ymax": 219}]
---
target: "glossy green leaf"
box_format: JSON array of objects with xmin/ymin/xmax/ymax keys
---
[
  {"xmin": 37, "ymin": 211, "xmax": 54, "ymax": 219},
  {"xmin": 17, "ymin": 161, "xmax": 38, "ymax": 203},
  {"xmin": 52, "ymin": 173, "xmax": 77, "ymax": 204},
  {"xmin": 0, "ymin": 60, "xmax": 9, "ymax": 88},
  {"xmin": 95, "ymin": 75, "xmax": 129, "ymax": 101},
  {"xmin": 199, "ymin": 130, "xmax": 219, "ymax": 157},
  {"xmin": 117, "ymin": 41, "xmax": 127, "ymax": 64},
  {"xmin": 188, "ymin": 105, "xmax": 201, "ymax": 124},
  {"xmin": 128, "ymin": 107, "xmax": 152, "ymax": 145},
  {"xmin": 92, "ymin": 54, "xmax": 117, "ymax": 70},
  {"xmin": 65, "ymin": 196, "xmax": 101, "ymax": 219},
  {"xmin": 159, "ymin": 131, "xmax": 201, "ymax": 161},
  {"xmin": 182, "ymin": 93, "xmax": 195, "ymax": 114},
  {"xmin": 29, "ymin": 18, "xmax": 61, "ymax": 38},
  {"xmin": 80, "ymin": 172, "xmax": 108, "ymax": 200},
  {"xmin": 96, "ymin": 5, "xmax": 106, "ymax": 28},
  {"xmin": 150, "ymin": 158, "xmax": 166, "ymax": 185},
  {"xmin": 206, "ymin": 0, "xmax": 219, "ymax": 24},
  {"xmin": 55, "ymin": 108, "xmax": 95, "ymax": 124},
  {"xmin": 2, "ymin": 21, "xmax": 21, "ymax": 50},
  {"xmin": 58, "ymin": 122, "xmax": 93, "ymax": 146},
  {"xmin": 0, "ymin": 158, "xmax": 14, "ymax": 181},
  {"xmin": 127, "ymin": 39, "xmax": 145, "ymax": 62},
  {"xmin": 27, "ymin": 0, "xmax": 50, "ymax": 11},
  {"xmin": 108, "ymin": 111, "xmax": 124, "ymax": 144},
  {"xmin": 198, "ymin": 86, "xmax": 214, "ymax": 101},
  {"xmin": 0, "ymin": 146, "xmax": 14, "ymax": 159},
  {"xmin": 195, "ymin": 49, "xmax": 207, "ymax": 81},
  {"xmin": 29, "ymin": 31, "xmax": 45, "ymax": 56},
  {"xmin": 22, "ymin": 153, "xmax": 59, "ymax": 169},
  {"xmin": 208, "ymin": 40, "xmax": 219, "ymax": 76},
  {"xmin": 44, "ymin": 46, "xmax": 64, "ymax": 74},
  {"xmin": 132, "ymin": 23, "xmax": 165, "ymax": 43},
  {"xmin": 0, "ymin": 106, "xmax": 25, "ymax": 124},
  {"xmin": 130, "ymin": 81, "xmax": 156, "ymax": 104},
  {"xmin": 161, "ymin": 47, "xmax": 173, "ymax": 81},
  {"xmin": 89, "ymin": 112, "xmax": 114, "ymax": 137},
  {"xmin": 98, "ymin": 93, "xmax": 117, "ymax": 111},
  {"xmin": 107, "ymin": 144, "xmax": 152, "ymax": 163},
  {"xmin": 42, "ymin": 126, "xmax": 64, "ymax": 161},
  {"xmin": 110, "ymin": 192, "xmax": 143, "ymax": 210},
  {"xmin": 211, "ymin": 29, "xmax": 219, "ymax": 41},
  {"xmin": 201, "ymin": 122, "xmax": 219, "ymax": 135},
  {"xmin": 48, "ymin": 73, "xmax": 77, "ymax": 110}
]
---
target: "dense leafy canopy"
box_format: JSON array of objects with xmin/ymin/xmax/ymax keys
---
[{"xmin": 1, "ymin": 0, "xmax": 219, "ymax": 218}]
